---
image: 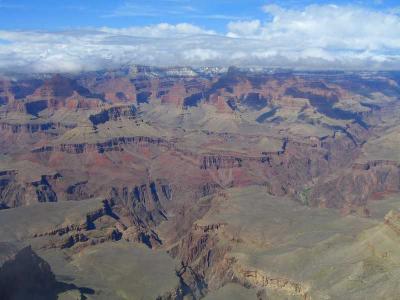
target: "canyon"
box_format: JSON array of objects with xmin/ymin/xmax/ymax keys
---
[{"xmin": 0, "ymin": 66, "xmax": 400, "ymax": 299}]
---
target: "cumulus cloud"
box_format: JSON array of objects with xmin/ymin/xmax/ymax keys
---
[
  {"xmin": 258, "ymin": 4, "xmax": 400, "ymax": 50},
  {"xmin": 0, "ymin": 4, "xmax": 400, "ymax": 73}
]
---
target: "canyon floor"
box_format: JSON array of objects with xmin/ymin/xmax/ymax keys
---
[{"xmin": 0, "ymin": 66, "xmax": 400, "ymax": 299}]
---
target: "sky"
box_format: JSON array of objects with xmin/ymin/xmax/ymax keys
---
[{"xmin": 0, "ymin": 0, "xmax": 400, "ymax": 72}]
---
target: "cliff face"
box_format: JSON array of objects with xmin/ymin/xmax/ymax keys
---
[
  {"xmin": 0, "ymin": 172, "xmax": 60, "ymax": 208},
  {"xmin": 308, "ymin": 160, "xmax": 400, "ymax": 214},
  {"xmin": 24, "ymin": 75, "xmax": 103, "ymax": 112},
  {"xmin": 32, "ymin": 135, "xmax": 172, "ymax": 154},
  {"xmin": 168, "ymin": 220, "xmax": 234, "ymax": 295},
  {"xmin": 232, "ymin": 265, "xmax": 311, "ymax": 300},
  {"xmin": 89, "ymin": 104, "xmax": 137, "ymax": 126}
]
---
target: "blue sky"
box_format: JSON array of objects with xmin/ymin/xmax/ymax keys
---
[
  {"xmin": 0, "ymin": 0, "xmax": 398, "ymax": 31},
  {"xmin": 0, "ymin": 1, "xmax": 399, "ymax": 72}
]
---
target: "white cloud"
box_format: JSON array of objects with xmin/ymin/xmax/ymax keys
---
[
  {"xmin": 256, "ymin": 4, "xmax": 400, "ymax": 51},
  {"xmin": 227, "ymin": 20, "xmax": 261, "ymax": 37},
  {"xmin": 182, "ymin": 48, "xmax": 219, "ymax": 61},
  {"xmin": 100, "ymin": 23, "xmax": 215, "ymax": 37},
  {"xmin": 0, "ymin": 4, "xmax": 400, "ymax": 73}
]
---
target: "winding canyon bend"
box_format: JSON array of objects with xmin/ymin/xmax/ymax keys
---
[{"xmin": 1, "ymin": 66, "xmax": 400, "ymax": 299}]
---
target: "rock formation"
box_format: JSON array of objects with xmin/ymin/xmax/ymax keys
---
[{"xmin": 1, "ymin": 67, "xmax": 400, "ymax": 299}]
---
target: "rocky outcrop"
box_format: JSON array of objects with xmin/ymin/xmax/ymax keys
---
[
  {"xmin": 259, "ymin": 132, "xmax": 360, "ymax": 197},
  {"xmin": 33, "ymin": 199, "xmax": 121, "ymax": 250},
  {"xmin": 66, "ymin": 181, "xmax": 91, "ymax": 201},
  {"xmin": 168, "ymin": 220, "xmax": 235, "ymax": 295},
  {"xmin": 33, "ymin": 181, "xmax": 172, "ymax": 250},
  {"xmin": 109, "ymin": 181, "xmax": 169, "ymax": 227},
  {"xmin": 79, "ymin": 76, "xmax": 137, "ymax": 104},
  {"xmin": 198, "ymin": 183, "xmax": 220, "ymax": 198},
  {"xmin": 167, "ymin": 213, "xmax": 312, "ymax": 300},
  {"xmin": 232, "ymin": 265, "xmax": 311, "ymax": 300},
  {"xmin": 32, "ymin": 175, "xmax": 59, "ymax": 203},
  {"xmin": 106, "ymin": 182, "xmax": 173, "ymax": 248},
  {"xmin": 32, "ymin": 136, "xmax": 173, "ymax": 154},
  {"xmin": 0, "ymin": 121, "xmax": 76, "ymax": 135},
  {"xmin": 308, "ymin": 160, "xmax": 400, "ymax": 214},
  {"xmin": 89, "ymin": 104, "xmax": 137, "ymax": 126},
  {"xmin": 161, "ymin": 82, "xmax": 187, "ymax": 106},
  {"xmin": 0, "ymin": 243, "xmax": 94, "ymax": 299},
  {"xmin": 157, "ymin": 264, "xmax": 208, "ymax": 300},
  {"xmin": 25, "ymin": 74, "xmax": 103, "ymax": 111},
  {"xmin": 0, "ymin": 182, "xmax": 26, "ymax": 208},
  {"xmin": 384, "ymin": 210, "xmax": 400, "ymax": 235},
  {"xmin": 196, "ymin": 130, "xmax": 362, "ymax": 202},
  {"xmin": 201, "ymin": 155, "xmax": 243, "ymax": 170},
  {"xmin": 0, "ymin": 171, "xmax": 60, "ymax": 208},
  {"xmin": 0, "ymin": 245, "xmax": 58, "ymax": 300}
]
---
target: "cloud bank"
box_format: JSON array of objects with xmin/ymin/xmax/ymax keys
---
[{"xmin": 1, "ymin": 4, "xmax": 400, "ymax": 73}]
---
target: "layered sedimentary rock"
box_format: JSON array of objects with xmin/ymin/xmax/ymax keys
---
[
  {"xmin": 308, "ymin": 160, "xmax": 400, "ymax": 214},
  {"xmin": 1, "ymin": 67, "xmax": 400, "ymax": 299}
]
